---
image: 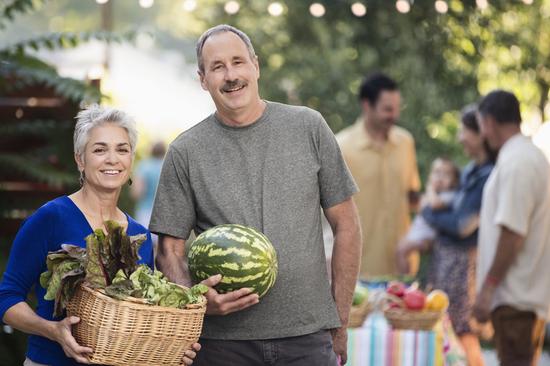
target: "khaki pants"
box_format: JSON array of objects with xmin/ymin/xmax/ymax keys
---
[{"xmin": 491, "ymin": 305, "xmax": 546, "ymax": 366}]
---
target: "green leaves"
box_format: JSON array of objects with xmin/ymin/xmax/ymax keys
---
[
  {"xmin": 106, "ymin": 264, "xmax": 208, "ymax": 309},
  {"xmin": 40, "ymin": 244, "xmax": 86, "ymax": 317},
  {"xmin": 84, "ymin": 221, "xmax": 146, "ymax": 288},
  {"xmin": 40, "ymin": 221, "xmax": 205, "ymax": 316},
  {"xmin": 0, "ymin": 0, "xmax": 45, "ymax": 29}
]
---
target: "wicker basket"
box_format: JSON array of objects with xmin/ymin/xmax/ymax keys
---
[
  {"xmin": 383, "ymin": 308, "xmax": 441, "ymax": 331},
  {"xmin": 348, "ymin": 299, "xmax": 372, "ymax": 328},
  {"xmin": 382, "ymin": 293, "xmax": 441, "ymax": 331},
  {"xmin": 66, "ymin": 284, "xmax": 207, "ymax": 366}
]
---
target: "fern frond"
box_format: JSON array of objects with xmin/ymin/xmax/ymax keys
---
[
  {"xmin": 0, "ymin": 153, "xmax": 76, "ymax": 187},
  {"xmin": 0, "ymin": 30, "xmax": 139, "ymax": 54},
  {"xmin": 0, "ymin": 61, "xmax": 102, "ymax": 103},
  {"xmin": 0, "ymin": 0, "xmax": 46, "ymax": 29},
  {"xmin": 0, "ymin": 119, "xmax": 60, "ymax": 135}
]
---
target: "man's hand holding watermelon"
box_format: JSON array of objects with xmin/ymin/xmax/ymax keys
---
[{"xmin": 201, "ymin": 274, "xmax": 259, "ymax": 315}]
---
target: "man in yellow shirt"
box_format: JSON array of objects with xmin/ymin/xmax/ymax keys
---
[{"xmin": 337, "ymin": 73, "xmax": 420, "ymax": 277}]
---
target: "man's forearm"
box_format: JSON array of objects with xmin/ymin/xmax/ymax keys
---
[
  {"xmin": 484, "ymin": 226, "xmax": 524, "ymax": 287},
  {"xmin": 156, "ymin": 235, "xmax": 191, "ymax": 286},
  {"xmin": 331, "ymin": 224, "xmax": 361, "ymax": 325},
  {"xmin": 327, "ymin": 199, "xmax": 362, "ymax": 326}
]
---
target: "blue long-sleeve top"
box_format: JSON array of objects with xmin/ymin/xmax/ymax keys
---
[
  {"xmin": 422, "ymin": 160, "xmax": 494, "ymax": 247},
  {"xmin": 0, "ymin": 196, "xmax": 154, "ymax": 366}
]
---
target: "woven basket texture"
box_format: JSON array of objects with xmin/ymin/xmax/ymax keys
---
[
  {"xmin": 384, "ymin": 308, "xmax": 441, "ymax": 331},
  {"xmin": 66, "ymin": 284, "xmax": 206, "ymax": 366},
  {"xmin": 348, "ymin": 300, "xmax": 372, "ymax": 328}
]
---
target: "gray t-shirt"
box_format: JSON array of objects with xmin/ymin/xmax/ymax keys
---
[{"xmin": 150, "ymin": 101, "xmax": 358, "ymax": 340}]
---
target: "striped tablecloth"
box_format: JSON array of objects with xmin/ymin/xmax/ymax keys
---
[{"xmin": 347, "ymin": 311, "xmax": 445, "ymax": 366}]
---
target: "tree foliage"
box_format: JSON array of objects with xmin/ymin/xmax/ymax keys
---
[{"xmin": 157, "ymin": 0, "xmax": 549, "ymax": 177}]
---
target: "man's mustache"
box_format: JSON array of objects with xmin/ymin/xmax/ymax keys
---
[{"xmin": 222, "ymin": 80, "xmax": 246, "ymax": 92}]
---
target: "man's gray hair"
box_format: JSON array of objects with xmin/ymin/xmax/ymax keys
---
[
  {"xmin": 73, "ymin": 104, "xmax": 138, "ymax": 160},
  {"xmin": 196, "ymin": 24, "xmax": 256, "ymax": 73}
]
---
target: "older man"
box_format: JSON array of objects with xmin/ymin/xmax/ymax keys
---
[
  {"xmin": 150, "ymin": 25, "xmax": 361, "ymax": 365},
  {"xmin": 473, "ymin": 90, "xmax": 550, "ymax": 366}
]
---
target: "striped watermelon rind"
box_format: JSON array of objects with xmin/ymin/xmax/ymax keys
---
[{"xmin": 187, "ymin": 224, "xmax": 278, "ymax": 298}]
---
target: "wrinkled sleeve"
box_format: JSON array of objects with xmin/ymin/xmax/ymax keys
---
[
  {"xmin": 0, "ymin": 209, "xmax": 52, "ymax": 322},
  {"xmin": 494, "ymin": 160, "xmax": 535, "ymax": 237},
  {"xmin": 314, "ymin": 112, "xmax": 359, "ymax": 209},
  {"xmin": 149, "ymin": 145, "xmax": 196, "ymax": 240}
]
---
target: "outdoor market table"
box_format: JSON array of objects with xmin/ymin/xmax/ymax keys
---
[{"xmin": 346, "ymin": 311, "xmax": 445, "ymax": 366}]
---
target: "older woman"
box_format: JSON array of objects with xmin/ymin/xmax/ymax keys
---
[{"xmin": 0, "ymin": 105, "xmax": 199, "ymax": 366}]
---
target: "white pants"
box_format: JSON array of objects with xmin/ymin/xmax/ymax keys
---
[{"xmin": 24, "ymin": 358, "xmax": 48, "ymax": 366}]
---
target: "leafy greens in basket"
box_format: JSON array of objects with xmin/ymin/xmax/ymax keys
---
[{"xmin": 40, "ymin": 220, "xmax": 207, "ymax": 317}]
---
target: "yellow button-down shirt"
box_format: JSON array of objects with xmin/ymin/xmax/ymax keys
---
[{"xmin": 337, "ymin": 120, "xmax": 420, "ymax": 277}]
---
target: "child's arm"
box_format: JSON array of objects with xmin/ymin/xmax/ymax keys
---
[{"xmin": 425, "ymin": 185, "xmax": 448, "ymax": 210}]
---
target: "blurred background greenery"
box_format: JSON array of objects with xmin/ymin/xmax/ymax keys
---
[{"xmin": 1, "ymin": 0, "xmax": 550, "ymax": 364}]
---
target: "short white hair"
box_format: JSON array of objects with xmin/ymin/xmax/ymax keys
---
[
  {"xmin": 73, "ymin": 104, "xmax": 138, "ymax": 160},
  {"xmin": 196, "ymin": 24, "xmax": 256, "ymax": 73}
]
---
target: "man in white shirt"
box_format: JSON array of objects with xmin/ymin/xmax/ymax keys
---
[{"xmin": 473, "ymin": 90, "xmax": 550, "ymax": 366}]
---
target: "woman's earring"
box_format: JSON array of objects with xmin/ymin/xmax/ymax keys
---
[
  {"xmin": 79, "ymin": 171, "xmax": 86, "ymax": 186},
  {"xmin": 128, "ymin": 178, "xmax": 133, "ymax": 186}
]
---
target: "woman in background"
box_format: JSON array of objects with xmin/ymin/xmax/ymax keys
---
[{"xmin": 421, "ymin": 106, "xmax": 494, "ymax": 366}]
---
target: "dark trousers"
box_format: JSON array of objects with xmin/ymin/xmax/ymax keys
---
[
  {"xmin": 491, "ymin": 305, "xmax": 546, "ymax": 366},
  {"xmin": 193, "ymin": 330, "xmax": 338, "ymax": 366}
]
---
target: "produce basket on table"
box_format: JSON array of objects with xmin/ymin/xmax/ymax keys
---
[
  {"xmin": 41, "ymin": 221, "xmax": 207, "ymax": 366},
  {"xmin": 348, "ymin": 283, "xmax": 372, "ymax": 328},
  {"xmin": 382, "ymin": 281, "xmax": 447, "ymax": 331}
]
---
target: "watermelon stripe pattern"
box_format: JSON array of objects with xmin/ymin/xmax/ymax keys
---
[{"xmin": 187, "ymin": 224, "xmax": 278, "ymax": 298}]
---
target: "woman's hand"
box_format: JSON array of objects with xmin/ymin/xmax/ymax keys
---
[
  {"xmin": 201, "ymin": 274, "xmax": 259, "ymax": 315},
  {"xmin": 51, "ymin": 316, "xmax": 93, "ymax": 364},
  {"xmin": 181, "ymin": 342, "xmax": 201, "ymax": 365}
]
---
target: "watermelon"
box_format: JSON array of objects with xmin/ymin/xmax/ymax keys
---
[{"xmin": 187, "ymin": 224, "xmax": 278, "ymax": 298}]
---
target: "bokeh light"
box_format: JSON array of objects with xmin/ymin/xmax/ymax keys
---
[
  {"xmin": 309, "ymin": 3, "xmax": 326, "ymax": 18},
  {"xmin": 268, "ymin": 2, "xmax": 284, "ymax": 17},
  {"xmin": 139, "ymin": 0, "xmax": 154, "ymax": 9},
  {"xmin": 182, "ymin": 0, "xmax": 197, "ymax": 12},
  {"xmin": 351, "ymin": 2, "xmax": 367, "ymax": 17},
  {"xmin": 224, "ymin": 1, "xmax": 240, "ymax": 15},
  {"xmin": 435, "ymin": 0, "xmax": 448, "ymax": 14},
  {"xmin": 396, "ymin": 0, "xmax": 411, "ymax": 14}
]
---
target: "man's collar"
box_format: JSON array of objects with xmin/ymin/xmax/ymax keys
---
[{"xmin": 356, "ymin": 118, "xmax": 399, "ymax": 149}]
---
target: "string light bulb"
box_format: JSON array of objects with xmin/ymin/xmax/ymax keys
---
[
  {"xmin": 396, "ymin": 0, "xmax": 411, "ymax": 13},
  {"xmin": 139, "ymin": 0, "xmax": 154, "ymax": 8},
  {"xmin": 224, "ymin": 1, "xmax": 240, "ymax": 14},
  {"xmin": 268, "ymin": 2, "xmax": 284, "ymax": 16},
  {"xmin": 435, "ymin": 0, "xmax": 448, "ymax": 13},
  {"xmin": 182, "ymin": 0, "xmax": 197, "ymax": 12},
  {"xmin": 309, "ymin": 3, "xmax": 326, "ymax": 17},
  {"xmin": 476, "ymin": 0, "xmax": 488, "ymax": 10},
  {"xmin": 351, "ymin": 2, "xmax": 367, "ymax": 17}
]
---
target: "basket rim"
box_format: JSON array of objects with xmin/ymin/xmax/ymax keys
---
[
  {"xmin": 384, "ymin": 308, "xmax": 442, "ymax": 318},
  {"xmin": 78, "ymin": 283, "xmax": 207, "ymax": 311}
]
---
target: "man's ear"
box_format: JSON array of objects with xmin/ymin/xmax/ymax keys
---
[
  {"xmin": 360, "ymin": 100, "xmax": 372, "ymax": 115},
  {"xmin": 254, "ymin": 55, "xmax": 260, "ymax": 78},
  {"xmin": 198, "ymin": 70, "xmax": 208, "ymax": 91}
]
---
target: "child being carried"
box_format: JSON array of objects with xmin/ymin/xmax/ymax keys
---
[{"xmin": 396, "ymin": 157, "xmax": 460, "ymax": 274}]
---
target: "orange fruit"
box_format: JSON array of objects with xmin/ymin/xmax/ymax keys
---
[{"xmin": 425, "ymin": 289, "xmax": 449, "ymax": 311}]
